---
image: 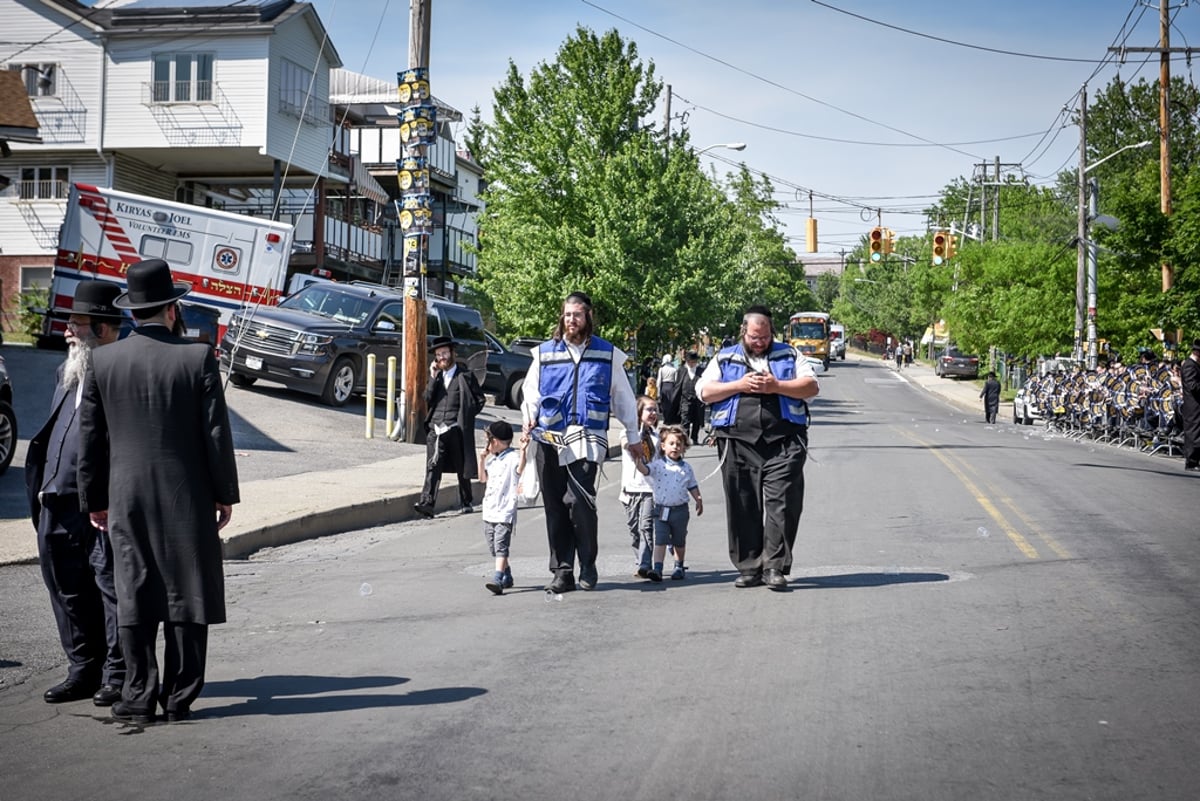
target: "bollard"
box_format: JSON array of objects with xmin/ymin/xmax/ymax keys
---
[
  {"xmin": 386, "ymin": 356, "xmax": 397, "ymax": 437},
  {"xmin": 365, "ymin": 353, "xmax": 377, "ymax": 439}
]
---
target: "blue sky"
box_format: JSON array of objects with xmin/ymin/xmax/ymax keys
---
[{"xmin": 310, "ymin": 0, "xmax": 1197, "ymax": 255}]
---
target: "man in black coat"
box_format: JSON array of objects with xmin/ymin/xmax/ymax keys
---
[
  {"xmin": 979, "ymin": 371, "xmax": 1002, "ymax": 424},
  {"xmin": 25, "ymin": 280, "xmax": 126, "ymax": 707},
  {"xmin": 77, "ymin": 259, "xmax": 240, "ymax": 725},
  {"xmin": 677, "ymin": 350, "xmax": 705, "ymax": 445},
  {"xmin": 1182, "ymin": 339, "xmax": 1200, "ymax": 472},
  {"xmin": 414, "ymin": 335, "xmax": 485, "ymax": 517}
]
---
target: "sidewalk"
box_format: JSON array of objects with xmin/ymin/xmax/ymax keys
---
[{"xmin": 846, "ymin": 348, "xmax": 1000, "ymax": 417}]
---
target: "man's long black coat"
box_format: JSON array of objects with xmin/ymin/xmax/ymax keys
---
[{"xmin": 77, "ymin": 326, "xmax": 239, "ymax": 626}]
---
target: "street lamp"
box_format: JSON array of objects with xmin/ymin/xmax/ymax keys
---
[
  {"xmin": 695, "ymin": 142, "xmax": 747, "ymax": 156},
  {"xmin": 1077, "ymin": 139, "xmax": 1152, "ymax": 368}
]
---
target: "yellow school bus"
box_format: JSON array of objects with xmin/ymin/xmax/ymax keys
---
[{"xmin": 788, "ymin": 311, "xmax": 831, "ymax": 368}]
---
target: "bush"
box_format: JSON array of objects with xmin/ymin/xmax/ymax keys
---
[{"xmin": 11, "ymin": 285, "xmax": 49, "ymax": 338}]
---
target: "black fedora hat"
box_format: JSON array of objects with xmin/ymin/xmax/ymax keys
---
[
  {"xmin": 429, "ymin": 334, "xmax": 455, "ymax": 352},
  {"xmin": 52, "ymin": 279, "xmax": 124, "ymax": 320},
  {"xmin": 113, "ymin": 259, "xmax": 191, "ymax": 310}
]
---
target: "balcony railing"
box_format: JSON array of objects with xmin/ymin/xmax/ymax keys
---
[
  {"xmin": 12, "ymin": 180, "xmax": 70, "ymax": 201},
  {"xmin": 147, "ymin": 80, "xmax": 214, "ymax": 104}
]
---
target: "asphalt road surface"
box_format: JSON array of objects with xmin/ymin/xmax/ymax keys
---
[{"xmin": 2, "ymin": 356, "xmax": 1199, "ymax": 801}]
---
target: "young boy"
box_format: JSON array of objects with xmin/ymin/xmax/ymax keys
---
[
  {"xmin": 478, "ymin": 420, "xmax": 526, "ymax": 595},
  {"xmin": 633, "ymin": 424, "xmax": 703, "ymax": 581},
  {"xmin": 620, "ymin": 396, "xmax": 660, "ymax": 579}
]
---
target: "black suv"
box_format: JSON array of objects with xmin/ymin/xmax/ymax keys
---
[
  {"xmin": 483, "ymin": 331, "xmax": 532, "ymax": 410},
  {"xmin": 219, "ymin": 281, "xmax": 488, "ymax": 407}
]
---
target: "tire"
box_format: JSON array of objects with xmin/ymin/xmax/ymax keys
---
[
  {"xmin": 506, "ymin": 374, "xmax": 525, "ymax": 410},
  {"xmin": 229, "ymin": 373, "xmax": 258, "ymax": 388},
  {"xmin": 321, "ymin": 357, "xmax": 357, "ymax": 407},
  {"xmin": 0, "ymin": 400, "xmax": 16, "ymax": 476},
  {"xmin": 1023, "ymin": 411, "xmax": 1032, "ymax": 426}
]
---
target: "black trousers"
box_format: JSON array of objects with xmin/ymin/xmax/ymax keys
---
[
  {"xmin": 37, "ymin": 497, "xmax": 124, "ymax": 686},
  {"xmin": 680, "ymin": 397, "xmax": 705, "ymax": 445},
  {"xmin": 718, "ymin": 433, "xmax": 807, "ymax": 575},
  {"xmin": 420, "ymin": 426, "xmax": 473, "ymax": 509},
  {"xmin": 120, "ymin": 620, "xmax": 208, "ymax": 714},
  {"xmin": 539, "ymin": 443, "xmax": 599, "ymax": 581}
]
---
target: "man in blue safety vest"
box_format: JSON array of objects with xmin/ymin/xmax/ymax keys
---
[
  {"xmin": 521, "ymin": 291, "xmax": 640, "ymax": 593},
  {"xmin": 697, "ymin": 305, "xmax": 820, "ymax": 590}
]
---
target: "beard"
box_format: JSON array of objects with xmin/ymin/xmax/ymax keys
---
[
  {"xmin": 744, "ymin": 340, "xmax": 770, "ymax": 358},
  {"xmin": 62, "ymin": 334, "xmax": 97, "ymax": 390}
]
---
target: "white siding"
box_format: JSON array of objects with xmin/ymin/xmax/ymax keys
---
[
  {"xmin": 265, "ymin": 14, "xmax": 337, "ymax": 177},
  {"xmin": 0, "ymin": 157, "xmax": 108, "ymax": 254},
  {"xmin": 104, "ymin": 35, "xmax": 270, "ymax": 150},
  {"xmin": 0, "ymin": 0, "xmax": 104, "ymax": 150}
]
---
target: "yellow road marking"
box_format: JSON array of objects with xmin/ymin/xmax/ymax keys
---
[{"xmin": 897, "ymin": 428, "xmax": 1040, "ymax": 559}]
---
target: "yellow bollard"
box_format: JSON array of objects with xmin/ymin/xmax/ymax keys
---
[
  {"xmin": 386, "ymin": 356, "xmax": 397, "ymax": 437},
  {"xmin": 365, "ymin": 353, "xmax": 377, "ymax": 439}
]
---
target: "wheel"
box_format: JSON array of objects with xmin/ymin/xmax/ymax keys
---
[
  {"xmin": 1013, "ymin": 405, "xmax": 1021, "ymax": 425},
  {"xmin": 321, "ymin": 357, "xmax": 357, "ymax": 407},
  {"xmin": 1023, "ymin": 410, "xmax": 1032, "ymax": 426},
  {"xmin": 506, "ymin": 374, "xmax": 525, "ymax": 410},
  {"xmin": 229, "ymin": 373, "xmax": 258, "ymax": 388},
  {"xmin": 0, "ymin": 400, "xmax": 16, "ymax": 476}
]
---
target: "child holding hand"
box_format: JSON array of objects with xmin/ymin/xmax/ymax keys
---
[
  {"xmin": 478, "ymin": 420, "xmax": 527, "ymax": 595},
  {"xmin": 633, "ymin": 424, "xmax": 702, "ymax": 581}
]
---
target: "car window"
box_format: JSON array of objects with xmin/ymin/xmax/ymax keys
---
[
  {"xmin": 374, "ymin": 301, "xmax": 404, "ymax": 332},
  {"xmin": 440, "ymin": 304, "xmax": 486, "ymax": 344}
]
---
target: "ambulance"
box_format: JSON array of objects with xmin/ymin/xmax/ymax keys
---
[{"xmin": 42, "ymin": 183, "xmax": 294, "ymax": 345}]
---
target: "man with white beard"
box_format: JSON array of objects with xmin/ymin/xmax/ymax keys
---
[{"xmin": 25, "ymin": 280, "xmax": 126, "ymax": 706}]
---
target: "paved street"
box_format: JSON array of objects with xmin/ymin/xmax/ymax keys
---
[{"xmin": 2, "ymin": 352, "xmax": 1198, "ymax": 800}]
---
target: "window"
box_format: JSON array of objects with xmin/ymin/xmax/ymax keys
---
[
  {"xmin": 278, "ymin": 59, "xmax": 326, "ymax": 124},
  {"xmin": 19, "ymin": 166, "xmax": 69, "ymax": 199},
  {"xmin": 140, "ymin": 235, "xmax": 193, "ymax": 265},
  {"xmin": 8, "ymin": 63, "xmax": 56, "ymax": 97},
  {"xmin": 440, "ymin": 305, "xmax": 485, "ymax": 345},
  {"xmin": 151, "ymin": 53, "xmax": 213, "ymax": 103},
  {"xmin": 375, "ymin": 302, "xmax": 404, "ymax": 332},
  {"xmin": 20, "ymin": 266, "xmax": 52, "ymax": 290}
]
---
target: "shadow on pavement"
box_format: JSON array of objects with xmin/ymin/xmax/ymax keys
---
[
  {"xmin": 196, "ymin": 674, "xmax": 486, "ymax": 717},
  {"xmin": 790, "ymin": 571, "xmax": 949, "ymax": 589}
]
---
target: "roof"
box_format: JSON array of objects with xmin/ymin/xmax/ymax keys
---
[
  {"xmin": 0, "ymin": 71, "xmax": 42, "ymax": 145},
  {"xmin": 330, "ymin": 69, "xmax": 462, "ymax": 122}
]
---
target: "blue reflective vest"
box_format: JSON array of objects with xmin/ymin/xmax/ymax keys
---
[
  {"xmin": 709, "ymin": 341, "xmax": 809, "ymax": 428},
  {"xmin": 536, "ymin": 337, "xmax": 614, "ymax": 432}
]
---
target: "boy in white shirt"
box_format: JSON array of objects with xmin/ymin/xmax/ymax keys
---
[
  {"xmin": 478, "ymin": 420, "xmax": 527, "ymax": 595},
  {"xmin": 633, "ymin": 425, "xmax": 703, "ymax": 581}
]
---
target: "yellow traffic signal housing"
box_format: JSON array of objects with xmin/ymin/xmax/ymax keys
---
[
  {"xmin": 932, "ymin": 231, "xmax": 948, "ymax": 265},
  {"xmin": 868, "ymin": 227, "xmax": 884, "ymax": 262},
  {"xmin": 806, "ymin": 217, "xmax": 818, "ymax": 253},
  {"xmin": 883, "ymin": 228, "xmax": 896, "ymax": 255},
  {"xmin": 947, "ymin": 234, "xmax": 958, "ymax": 260}
]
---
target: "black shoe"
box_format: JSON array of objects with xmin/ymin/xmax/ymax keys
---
[
  {"xmin": 647, "ymin": 569, "xmax": 663, "ymax": 583},
  {"xmin": 635, "ymin": 566, "xmax": 650, "ymax": 579},
  {"xmin": 578, "ymin": 567, "xmax": 598, "ymax": 591},
  {"xmin": 764, "ymin": 568, "xmax": 788, "ymax": 590},
  {"xmin": 1186, "ymin": 465, "xmax": 1200, "ymax": 472},
  {"xmin": 545, "ymin": 575, "xmax": 576, "ymax": 594},
  {"xmin": 734, "ymin": 573, "xmax": 764, "ymax": 588},
  {"xmin": 111, "ymin": 702, "xmax": 155, "ymax": 725},
  {"xmin": 412, "ymin": 502, "xmax": 435, "ymax": 518},
  {"xmin": 44, "ymin": 680, "xmax": 96, "ymax": 704},
  {"xmin": 92, "ymin": 684, "xmax": 122, "ymax": 707},
  {"xmin": 164, "ymin": 708, "xmax": 191, "ymax": 723}
]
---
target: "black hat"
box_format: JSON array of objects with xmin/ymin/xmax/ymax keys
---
[
  {"xmin": 685, "ymin": 350, "xmax": 699, "ymax": 360},
  {"xmin": 53, "ymin": 279, "xmax": 123, "ymax": 320},
  {"xmin": 565, "ymin": 291, "xmax": 592, "ymax": 307},
  {"xmin": 429, "ymin": 335, "xmax": 455, "ymax": 352},
  {"xmin": 1192, "ymin": 339, "xmax": 1200, "ymax": 352},
  {"xmin": 113, "ymin": 259, "xmax": 190, "ymax": 309},
  {"xmin": 486, "ymin": 420, "xmax": 514, "ymax": 441},
  {"xmin": 744, "ymin": 304, "xmax": 772, "ymax": 319}
]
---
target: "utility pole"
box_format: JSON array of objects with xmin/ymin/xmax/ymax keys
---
[
  {"xmin": 402, "ymin": 0, "xmax": 431, "ymax": 443},
  {"xmin": 1075, "ymin": 84, "xmax": 1087, "ymax": 365},
  {"xmin": 992, "ymin": 155, "xmax": 1000, "ymax": 241},
  {"xmin": 663, "ymin": 83, "xmax": 671, "ymax": 151}
]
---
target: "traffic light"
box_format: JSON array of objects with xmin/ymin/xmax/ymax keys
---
[
  {"xmin": 883, "ymin": 228, "xmax": 895, "ymax": 255},
  {"xmin": 869, "ymin": 227, "xmax": 884, "ymax": 262},
  {"xmin": 932, "ymin": 231, "xmax": 948, "ymax": 265},
  {"xmin": 947, "ymin": 234, "xmax": 958, "ymax": 261}
]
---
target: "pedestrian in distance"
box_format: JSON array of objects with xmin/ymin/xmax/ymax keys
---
[
  {"xmin": 645, "ymin": 375, "xmax": 658, "ymax": 400},
  {"xmin": 414, "ymin": 335, "xmax": 486, "ymax": 518},
  {"xmin": 632, "ymin": 424, "xmax": 703, "ymax": 581},
  {"xmin": 619, "ymin": 395, "xmax": 660, "ymax": 579},
  {"xmin": 25, "ymin": 280, "xmax": 126, "ymax": 707},
  {"xmin": 980, "ymin": 371, "xmax": 1001, "ymax": 424},
  {"xmin": 678, "ymin": 350, "xmax": 705, "ymax": 446},
  {"xmin": 697, "ymin": 305, "xmax": 819, "ymax": 590},
  {"xmin": 478, "ymin": 420, "xmax": 528, "ymax": 595},
  {"xmin": 77, "ymin": 259, "xmax": 240, "ymax": 725},
  {"xmin": 521, "ymin": 290, "xmax": 641, "ymax": 593},
  {"xmin": 1181, "ymin": 339, "xmax": 1200, "ymax": 472},
  {"xmin": 657, "ymin": 353, "xmax": 681, "ymax": 424}
]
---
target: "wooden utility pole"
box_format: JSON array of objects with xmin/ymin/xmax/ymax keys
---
[
  {"xmin": 402, "ymin": 0, "xmax": 431, "ymax": 443},
  {"xmin": 662, "ymin": 83, "xmax": 671, "ymax": 151},
  {"xmin": 1075, "ymin": 85, "xmax": 1087, "ymax": 364}
]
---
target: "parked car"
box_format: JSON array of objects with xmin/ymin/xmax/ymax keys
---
[
  {"xmin": 509, "ymin": 336, "xmax": 543, "ymax": 356},
  {"xmin": 219, "ymin": 280, "xmax": 488, "ymax": 407},
  {"xmin": 1012, "ymin": 384, "xmax": 1043, "ymax": 426},
  {"xmin": 829, "ymin": 323, "xmax": 847, "ymax": 360},
  {"xmin": 483, "ymin": 332, "xmax": 533, "ymax": 410},
  {"xmin": 934, "ymin": 346, "xmax": 980, "ymax": 379},
  {"xmin": 0, "ymin": 354, "xmax": 15, "ymax": 475}
]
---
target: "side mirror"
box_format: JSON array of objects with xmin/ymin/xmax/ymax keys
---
[{"xmin": 374, "ymin": 319, "xmax": 397, "ymax": 332}]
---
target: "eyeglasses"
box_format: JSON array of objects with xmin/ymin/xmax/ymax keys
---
[{"xmin": 65, "ymin": 320, "xmax": 90, "ymax": 332}]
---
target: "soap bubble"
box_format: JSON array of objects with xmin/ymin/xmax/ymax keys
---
[
  {"xmin": 359, "ymin": 582, "xmax": 373, "ymax": 597},
  {"xmin": 544, "ymin": 591, "xmax": 563, "ymax": 603},
  {"xmin": 977, "ymin": 527, "xmax": 989, "ymax": 538}
]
